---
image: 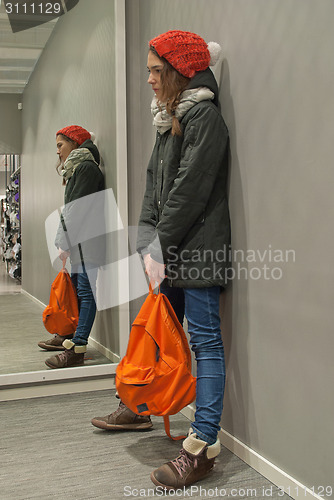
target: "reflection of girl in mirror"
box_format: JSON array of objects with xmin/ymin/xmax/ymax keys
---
[
  {"xmin": 92, "ymin": 31, "xmax": 231, "ymax": 490},
  {"xmin": 38, "ymin": 125, "xmax": 105, "ymax": 369}
]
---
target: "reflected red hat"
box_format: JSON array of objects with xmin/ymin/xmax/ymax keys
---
[{"xmin": 56, "ymin": 125, "xmax": 91, "ymax": 145}]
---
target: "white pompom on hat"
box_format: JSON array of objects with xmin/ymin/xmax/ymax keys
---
[{"xmin": 207, "ymin": 42, "xmax": 222, "ymax": 67}]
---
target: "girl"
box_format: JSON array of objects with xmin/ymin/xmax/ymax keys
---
[
  {"xmin": 93, "ymin": 30, "xmax": 231, "ymax": 489},
  {"xmin": 39, "ymin": 125, "xmax": 105, "ymax": 369}
]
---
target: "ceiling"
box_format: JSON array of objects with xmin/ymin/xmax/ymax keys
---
[{"xmin": 0, "ymin": 4, "xmax": 58, "ymax": 94}]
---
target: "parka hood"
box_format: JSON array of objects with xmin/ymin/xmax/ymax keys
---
[
  {"xmin": 187, "ymin": 68, "xmax": 220, "ymax": 108},
  {"xmin": 80, "ymin": 139, "xmax": 100, "ymax": 164}
]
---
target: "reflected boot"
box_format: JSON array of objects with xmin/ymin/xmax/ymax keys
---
[
  {"xmin": 91, "ymin": 400, "xmax": 153, "ymax": 430},
  {"xmin": 45, "ymin": 340, "xmax": 86, "ymax": 369},
  {"xmin": 38, "ymin": 333, "xmax": 74, "ymax": 351},
  {"xmin": 151, "ymin": 429, "xmax": 220, "ymax": 490}
]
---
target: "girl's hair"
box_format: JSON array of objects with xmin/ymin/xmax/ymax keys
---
[
  {"xmin": 149, "ymin": 47, "xmax": 190, "ymax": 136},
  {"xmin": 56, "ymin": 134, "xmax": 79, "ymax": 184}
]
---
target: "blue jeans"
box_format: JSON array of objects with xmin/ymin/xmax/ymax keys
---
[
  {"xmin": 160, "ymin": 282, "xmax": 225, "ymax": 445},
  {"xmin": 70, "ymin": 265, "xmax": 98, "ymax": 346}
]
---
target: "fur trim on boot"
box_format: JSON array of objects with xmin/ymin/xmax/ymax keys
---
[
  {"xmin": 183, "ymin": 429, "xmax": 221, "ymax": 459},
  {"xmin": 62, "ymin": 339, "xmax": 87, "ymax": 353}
]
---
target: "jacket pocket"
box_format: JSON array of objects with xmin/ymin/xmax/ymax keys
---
[{"xmin": 177, "ymin": 217, "xmax": 205, "ymax": 254}]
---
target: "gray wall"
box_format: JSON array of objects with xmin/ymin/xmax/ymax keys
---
[
  {"xmin": 125, "ymin": 0, "xmax": 334, "ymax": 492},
  {"xmin": 21, "ymin": 0, "xmax": 119, "ymax": 355},
  {"xmin": 0, "ymin": 94, "xmax": 22, "ymax": 154}
]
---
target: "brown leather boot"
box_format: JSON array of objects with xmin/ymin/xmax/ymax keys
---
[
  {"xmin": 91, "ymin": 400, "xmax": 153, "ymax": 430},
  {"xmin": 38, "ymin": 334, "xmax": 73, "ymax": 351},
  {"xmin": 45, "ymin": 341, "xmax": 86, "ymax": 369},
  {"xmin": 151, "ymin": 430, "xmax": 220, "ymax": 490}
]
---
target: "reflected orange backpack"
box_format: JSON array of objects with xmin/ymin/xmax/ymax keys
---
[
  {"xmin": 116, "ymin": 286, "xmax": 196, "ymax": 440},
  {"xmin": 43, "ymin": 264, "xmax": 79, "ymax": 336}
]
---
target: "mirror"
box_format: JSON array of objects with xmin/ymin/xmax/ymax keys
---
[
  {"xmin": 0, "ymin": 159, "xmax": 122, "ymax": 379},
  {"xmin": 0, "ymin": 0, "xmax": 130, "ymax": 388}
]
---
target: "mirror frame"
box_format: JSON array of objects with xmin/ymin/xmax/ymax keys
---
[{"xmin": 0, "ymin": 0, "xmax": 129, "ymax": 397}]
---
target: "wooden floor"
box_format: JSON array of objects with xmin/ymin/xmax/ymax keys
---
[{"xmin": 0, "ymin": 389, "xmax": 291, "ymax": 500}]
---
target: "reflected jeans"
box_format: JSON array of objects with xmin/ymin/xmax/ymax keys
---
[
  {"xmin": 70, "ymin": 265, "xmax": 98, "ymax": 346},
  {"xmin": 160, "ymin": 282, "xmax": 225, "ymax": 445}
]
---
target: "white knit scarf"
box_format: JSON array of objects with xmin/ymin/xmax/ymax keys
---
[
  {"xmin": 151, "ymin": 87, "xmax": 215, "ymax": 134},
  {"xmin": 61, "ymin": 148, "xmax": 98, "ymax": 182}
]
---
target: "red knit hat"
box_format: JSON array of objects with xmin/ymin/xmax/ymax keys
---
[
  {"xmin": 56, "ymin": 125, "xmax": 91, "ymax": 145},
  {"xmin": 149, "ymin": 30, "xmax": 215, "ymax": 78}
]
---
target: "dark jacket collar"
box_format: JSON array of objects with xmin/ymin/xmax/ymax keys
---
[
  {"xmin": 80, "ymin": 139, "xmax": 100, "ymax": 164},
  {"xmin": 187, "ymin": 68, "xmax": 220, "ymax": 108}
]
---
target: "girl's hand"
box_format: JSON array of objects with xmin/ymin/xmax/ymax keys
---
[
  {"xmin": 59, "ymin": 248, "xmax": 70, "ymax": 263},
  {"xmin": 143, "ymin": 253, "xmax": 166, "ymax": 286}
]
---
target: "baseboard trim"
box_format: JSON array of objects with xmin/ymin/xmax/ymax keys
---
[
  {"xmin": 181, "ymin": 405, "xmax": 323, "ymax": 500},
  {"xmin": 88, "ymin": 337, "xmax": 120, "ymax": 364},
  {"xmin": 21, "ymin": 288, "xmax": 46, "ymax": 308}
]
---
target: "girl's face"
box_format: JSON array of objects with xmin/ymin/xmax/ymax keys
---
[
  {"xmin": 147, "ymin": 50, "xmax": 164, "ymax": 101},
  {"xmin": 56, "ymin": 135, "xmax": 76, "ymax": 164}
]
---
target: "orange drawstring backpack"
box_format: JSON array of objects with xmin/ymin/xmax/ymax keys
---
[
  {"xmin": 42, "ymin": 262, "xmax": 79, "ymax": 336},
  {"xmin": 116, "ymin": 285, "xmax": 196, "ymax": 440}
]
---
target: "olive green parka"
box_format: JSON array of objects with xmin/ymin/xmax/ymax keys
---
[
  {"xmin": 55, "ymin": 139, "xmax": 105, "ymax": 268},
  {"xmin": 137, "ymin": 68, "xmax": 231, "ymax": 288}
]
